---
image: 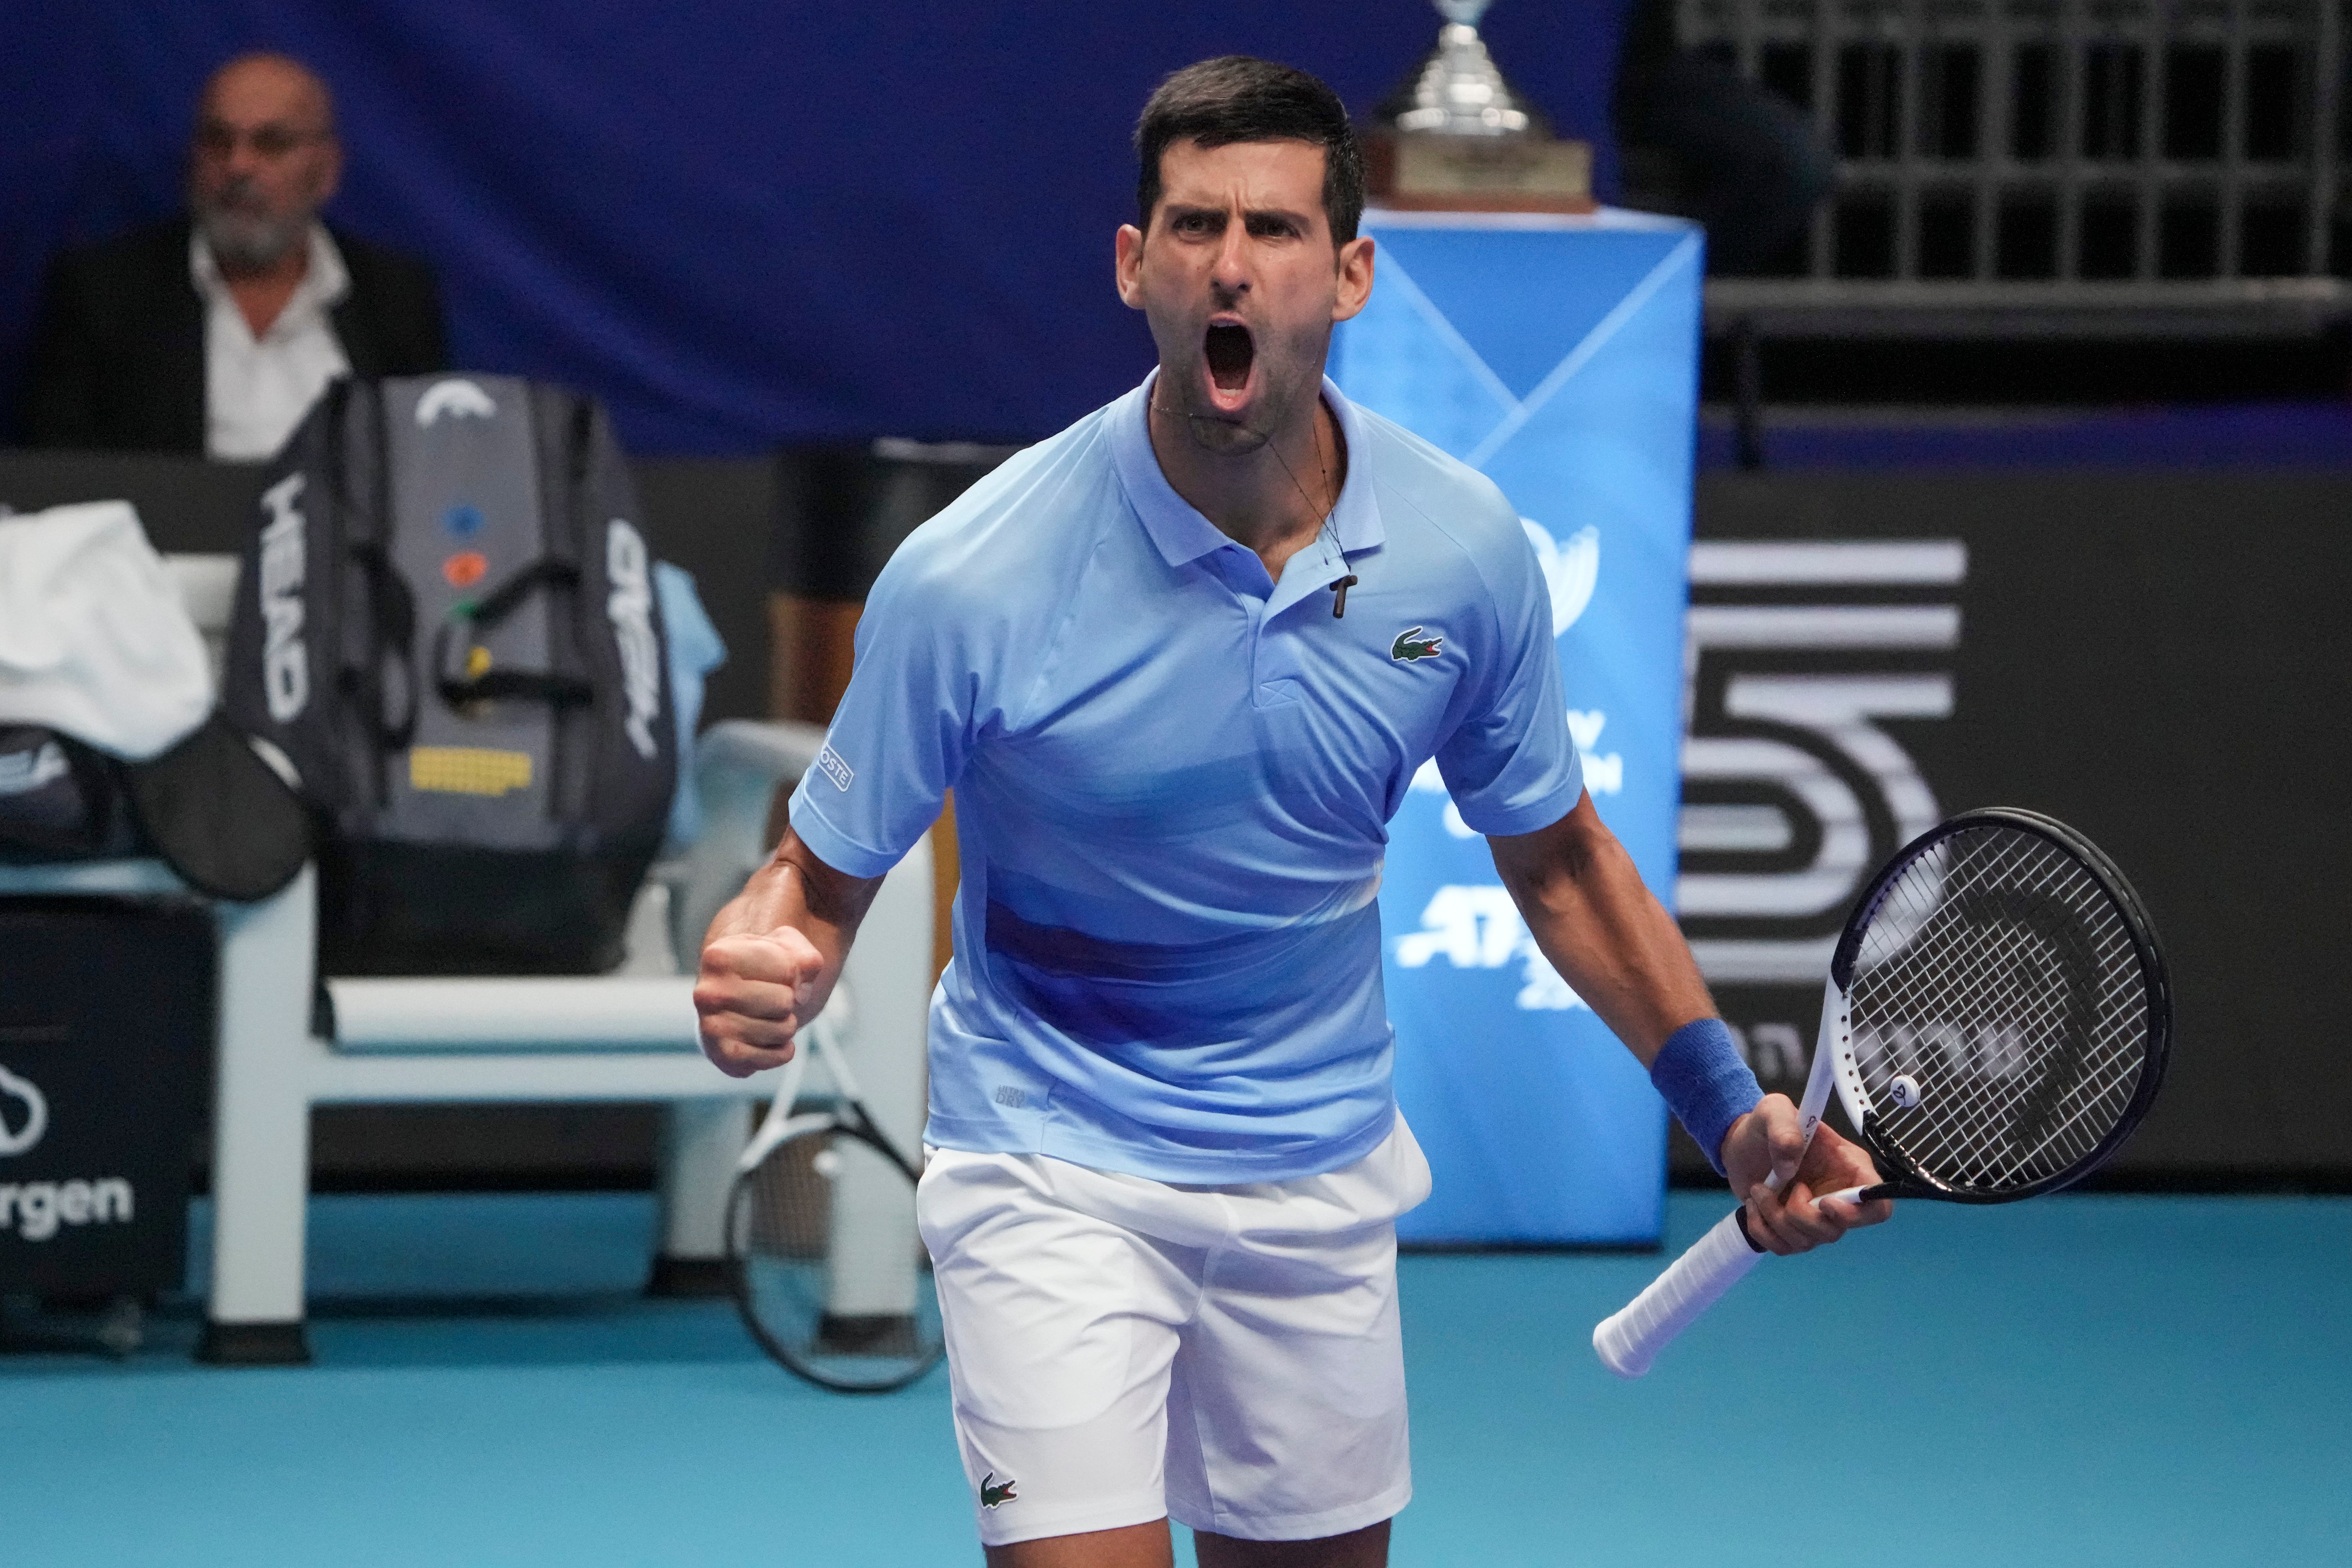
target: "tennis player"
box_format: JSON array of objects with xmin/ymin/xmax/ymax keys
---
[{"xmin": 697, "ymin": 56, "xmax": 1890, "ymax": 1568}]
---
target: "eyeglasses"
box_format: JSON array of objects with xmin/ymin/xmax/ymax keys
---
[{"xmin": 193, "ymin": 122, "xmax": 333, "ymax": 160}]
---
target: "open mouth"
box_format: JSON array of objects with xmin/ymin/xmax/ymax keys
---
[{"xmin": 1205, "ymin": 324, "xmax": 1254, "ymax": 391}]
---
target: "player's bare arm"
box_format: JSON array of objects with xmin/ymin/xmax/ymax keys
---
[
  {"xmin": 1488, "ymin": 793, "xmax": 1892, "ymax": 1254},
  {"xmin": 694, "ymin": 827, "xmax": 882, "ymax": 1077}
]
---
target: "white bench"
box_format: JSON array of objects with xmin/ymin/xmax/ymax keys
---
[{"xmin": 0, "ymin": 557, "xmax": 931, "ymax": 1363}]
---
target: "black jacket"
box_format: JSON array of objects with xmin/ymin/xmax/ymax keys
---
[{"xmin": 23, "ymin": 216, "xmax": 447, "ymax": 453}]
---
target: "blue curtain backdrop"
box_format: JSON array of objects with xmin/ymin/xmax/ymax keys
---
[{"xmin": 0, "ymin": 1, "xmax": 1633, "ymax": 454}]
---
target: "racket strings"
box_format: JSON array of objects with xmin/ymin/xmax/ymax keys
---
[
  {"xmin": 1889, "ymin": 907, "xmax": 2136, "ymax": 1171},
  {"xmin": 1861, "ymin": 844, "xmax": 2142, "ymax": 1179},
  {"xmin": 1910, "ymin": 958, "xmax": 2130, "ymax": 1182},
  {"xmin": 743, "ymin": 1138, "xmax": 830, "ymax": 1258},
  {"xmin": 1845, "ymin": 827, "xmax": 2150, "ymax": 1193},
  {"xmin": 1860, "ymin": 843, "xmax": 2144, "ymax": 1186}
]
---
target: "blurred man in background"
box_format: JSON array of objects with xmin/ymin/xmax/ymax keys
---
[
  {"xmin": 23, "ymin": 52, "xmax": 446, "ymax": 458},
  {"xmin": 1613, "ymin": 0, "xmax": 1832, "ymax": 274}
]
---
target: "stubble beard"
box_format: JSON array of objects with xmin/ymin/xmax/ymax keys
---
[
  {"xmin": 193, "ymin": 184, "xmax": 310, "ymax": 273},
  {"xmin": 1164, "ymin": 329, "xmax": 1322, "ymax": 458}
]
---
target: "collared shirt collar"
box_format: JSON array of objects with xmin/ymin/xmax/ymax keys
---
[
  {"xmin": 188, "ymin": 222, "xmax": 351, "ymax": 335},
  {"xmin": 1109, "ymin": 368, "xmax": 1387, "ymax": 571}
]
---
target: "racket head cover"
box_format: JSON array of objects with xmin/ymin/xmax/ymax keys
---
[{"xmin": 1825, "ymin": 808, "xmax": 2171, "ymax": 1204}]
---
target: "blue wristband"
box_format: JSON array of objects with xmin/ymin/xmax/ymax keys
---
[{"xmin": 1649, "ymin": 1018, "xmax": 1765, "ymax": 1178}]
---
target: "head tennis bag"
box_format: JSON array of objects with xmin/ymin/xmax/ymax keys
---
[{"xmin": 222, "ymin": 374, "xmax": 676, "ymax": 974}]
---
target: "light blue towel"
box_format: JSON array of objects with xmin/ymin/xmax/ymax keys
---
[{"xmin": 654, "ymin": 561, "xmax": 726, "ymax": 848}]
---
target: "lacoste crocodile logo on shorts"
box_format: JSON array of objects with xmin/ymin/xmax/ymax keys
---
[
  {"xmin": 979, "ymin": 1471, "xmax": 1018, "ymax": 1508},
  {"xmin": 1391, "ymin": 626, "xmax": 1444, "ymax": 662},
  {"xmin": 814, "ymin": 743, "xmax": 854, "ymax": 791}
]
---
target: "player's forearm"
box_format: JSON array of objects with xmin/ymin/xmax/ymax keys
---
[
  {"xmin": 1492, "ymin": 799, "xmax": 1715, "ymax": 1067},
  {"xmin": 1519, "ymin": 871, "xmax": 1713, "ymax": 1067}
]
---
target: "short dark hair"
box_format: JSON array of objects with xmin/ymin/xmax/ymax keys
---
[{"xmin": 1134, "ymin": 56, "xmax": 1365, "ymax": 246}]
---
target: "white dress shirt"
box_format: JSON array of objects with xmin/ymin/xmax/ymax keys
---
[{"xmin": 190, "ymin": 225, "xmax": 352, "ymax": 461}]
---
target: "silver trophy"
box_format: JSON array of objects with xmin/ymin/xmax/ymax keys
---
[
  {"xmin": 1379, "ymin": 0, "xmax": 1548, "ymax": 139},
  {"xmin": 1367, "ymin": 0, "xmax": 1588, "ymax": 209}
]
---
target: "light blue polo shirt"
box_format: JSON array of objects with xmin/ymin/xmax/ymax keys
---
[{"xmin": 787, "ymin": 373, "xmax": 1583, "ymax": 1182}]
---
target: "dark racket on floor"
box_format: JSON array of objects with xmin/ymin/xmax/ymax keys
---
[
  {"xmin": 1595, "ymin": 807, "xmax": 2174, "ymax": 1377},
  {"xmin": 727, "ymin": 1007, "xmax": 945, "ymax": 1392}
]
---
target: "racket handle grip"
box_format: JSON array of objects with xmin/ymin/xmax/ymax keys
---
[{"xmin": 1592, "ymin": 1207, "xmax": 1765, "ymax": 1378}]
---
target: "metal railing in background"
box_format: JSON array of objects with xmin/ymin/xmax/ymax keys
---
[{"xmin": 1686, "ymin": 0, "xmax": 2352, "ymax": 337}]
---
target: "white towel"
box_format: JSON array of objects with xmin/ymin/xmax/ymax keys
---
[{"xmin": 0, "ymin": 501, "xmax": 214, "ymax": 761}]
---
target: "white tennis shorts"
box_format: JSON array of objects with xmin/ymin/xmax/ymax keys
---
[{"xmin": 916, "ymin": 1117, "xmax": 1433, "ymax": 1547}]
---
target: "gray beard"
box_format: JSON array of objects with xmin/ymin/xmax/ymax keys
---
[{"xmin": 194, "ymin": 203, "xmax": 308, "ymax": 272}]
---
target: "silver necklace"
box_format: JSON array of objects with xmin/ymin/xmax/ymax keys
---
[{"xmin": 1154, "ymin": 399, "xmax": 1359, "ymax": 618}]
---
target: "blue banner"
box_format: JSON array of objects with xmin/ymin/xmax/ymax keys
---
[{"xmin": 1334, "ymin": 212, "xmax": 1702, "ymax": 1246}]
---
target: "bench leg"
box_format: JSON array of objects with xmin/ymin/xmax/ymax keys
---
[
  {"xmin": 199, "ymin": 867, "xmax": 316, "ymax": 1365},
  {"xmin": 647, "ymin": 1099, "xmax": 748, "ymax": 1297}
]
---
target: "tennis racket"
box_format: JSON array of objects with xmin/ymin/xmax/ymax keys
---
[
  {"xmin": 1594, "ymin": 807, "xmax": 2171, "ymax": 1378},
  {"xmin": 726, "ymin": 1004, "xmax": 945, "ymax": 1393}
]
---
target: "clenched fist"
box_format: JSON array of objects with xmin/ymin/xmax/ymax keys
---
[{"xmin": 695, "ymin": 925, "xmax": 826, "ymax": 1078}]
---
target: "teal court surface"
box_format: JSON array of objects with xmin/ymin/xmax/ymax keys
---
[{"xmin": 2, "ymin": 1190, "xmax": 2344, "ymax": 1566}]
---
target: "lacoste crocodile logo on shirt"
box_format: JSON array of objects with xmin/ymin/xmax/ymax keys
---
[
  {"xmin": 980, "ymin": 1471, "xmax": 1018, "ymax": 1508},
  {"xmin": 1391, "ymin": 626, "xmax": 1443, "ymax": 662}
]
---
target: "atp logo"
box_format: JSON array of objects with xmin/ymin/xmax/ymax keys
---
[
  {"xmin": 1395, "ymin": 885, "xmax": 1587, "ymax": 1012},
  {"xmin": 0, "ymin": 1064, "xmax": 49, "ymax": 1158},
  {"xmin": 1520, "ymin": 518, "xmax": 1599, "ymax": 636},
  {"xmin": 415, "ymin": 378, "xmax": 498, "ymax": 428}
]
